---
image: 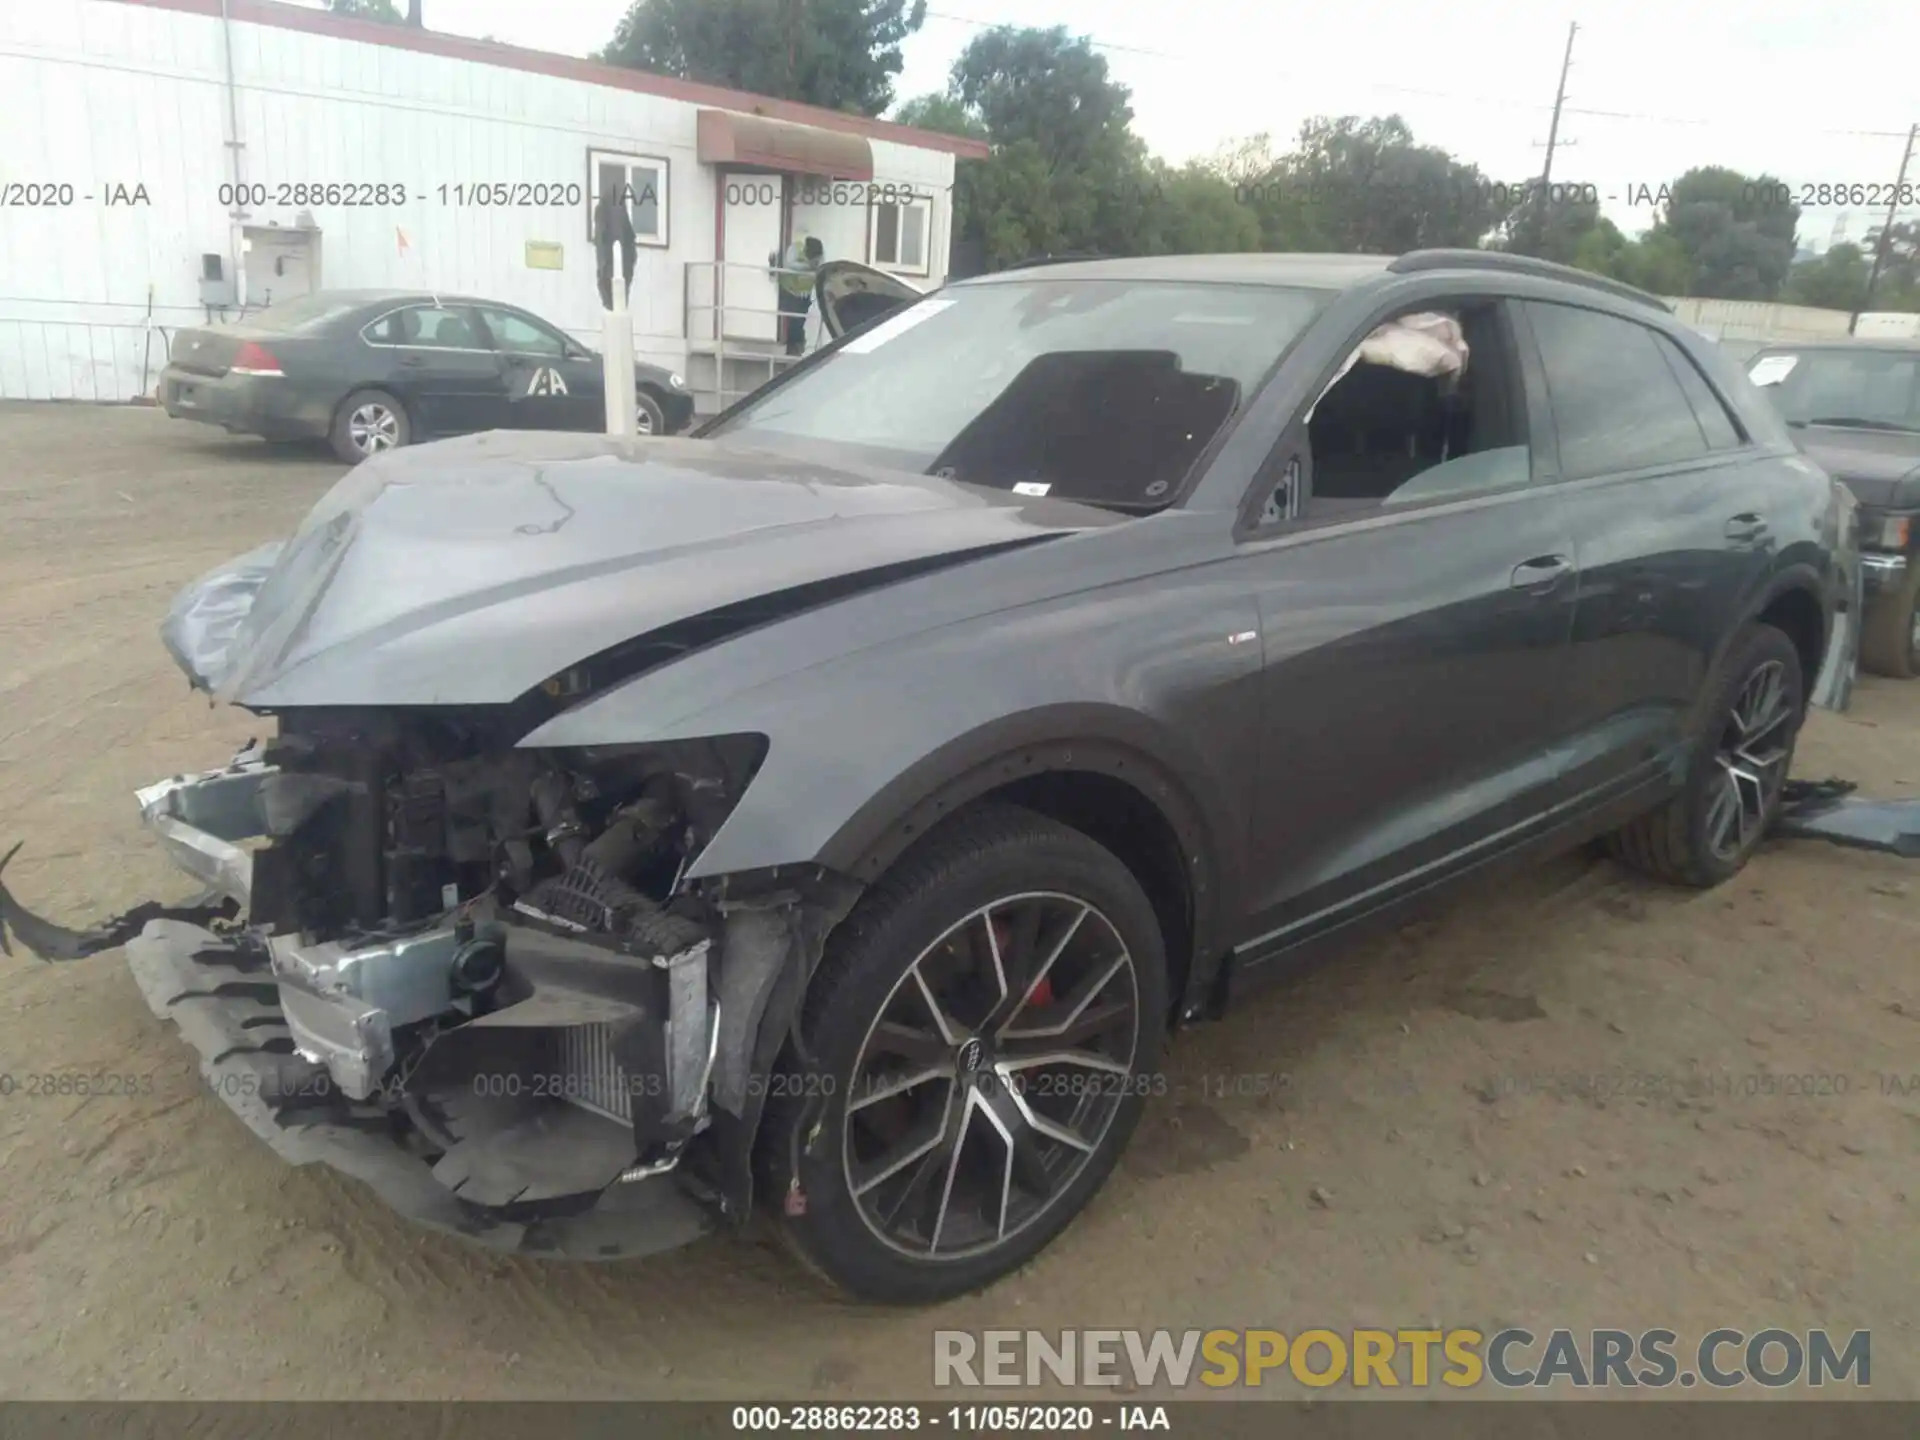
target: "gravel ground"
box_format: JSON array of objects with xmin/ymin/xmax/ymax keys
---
[{"xmin": 0, "ymin": 402, "xmax": 1914, "ymax": 1400}]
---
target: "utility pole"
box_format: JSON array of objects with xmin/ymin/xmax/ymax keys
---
[
  {"xmin": 1855, "ymin": 121, "xmax": 1917, "ymax": 334},
  {"xmin": 1524, "ymin": 22, "xmax": 1579, "ymax": 253}
]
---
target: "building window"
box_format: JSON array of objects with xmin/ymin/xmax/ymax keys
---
[
  {"xmin": 870, "ymin": 193, "xmax": 932, "ymax": 276},
  {"xmin": 589, "ymin": 149, "xmax": 670, "ymax": 248}
]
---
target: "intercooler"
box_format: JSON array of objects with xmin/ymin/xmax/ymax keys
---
[{"xmin": 557, "ymin": 1022, "xmax": 635, "ymax": 1124}]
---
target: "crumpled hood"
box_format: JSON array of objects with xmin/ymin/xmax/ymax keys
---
[
  {"xmin": 1794, "ymin": 427, "xmax": 1920, "ymax": 508},
  {"xmin": 180, "ymin": 430, "xmax": 1111, "ymax": 709}
]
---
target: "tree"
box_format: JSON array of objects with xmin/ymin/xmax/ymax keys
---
[
  {"xmin": 1653, "ymin": 166, "xmax": 1799, "ymax": 300},
  {"xmin": 1272, "ymin": 115, "xmax": 1515, "ymax": 254},
  {"xmin": 599, "ymin": 0, "xmax": 927, "ymax": 118},
  {"xmin": 326, "ymin": 0, "xmax": 403, "ymax": 20},
  {"xmin": 924, "ymin": 27, "xmax": 1164, "ymax": 269},
  {"xmin": 1503, "ymin": 190, "xmax": 1606, "ymax": 267},
  {"xmin": 893, "ymin": 93, "xmax": 986, "ymax": 143},
  {"xmin": 949, "ymin": 26, "xmax": 1135, "ymax": 172},
  {"xmin": 1781, "ymin": 243, "xmax": 1871, "ymax": 312}
]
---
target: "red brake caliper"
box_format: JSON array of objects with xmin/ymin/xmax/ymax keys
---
[{"xmin": 996, "ymin": 919, "xmax": 1054, "ymax": 1009}]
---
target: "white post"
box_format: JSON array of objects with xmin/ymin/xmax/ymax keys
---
[{"xmin": 604, "ymin": 267, "xmax": 637, "ymax": 438}]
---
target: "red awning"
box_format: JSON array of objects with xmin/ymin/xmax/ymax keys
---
[{"xmin": 697, "ymin": 109, "xmax": 875, "ymax": 181}]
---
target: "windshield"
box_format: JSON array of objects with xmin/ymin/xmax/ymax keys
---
[
  {"xmin": 243, "ymin": 294, "xmax": 367, "ymax": 333},
  {"xmin": 1749, "ymin": 348, "xmax": 1920, "ymax": 433},
  {"xmin": 708, "ymin": 279, "xmax": 1330, "ymax": 509}
]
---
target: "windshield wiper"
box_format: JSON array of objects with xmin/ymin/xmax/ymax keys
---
[{"xmin": 1799, "ymin": 416, "xmax": 1920, "ymax": 434}]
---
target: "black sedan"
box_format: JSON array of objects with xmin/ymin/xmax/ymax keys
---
[
  {"xmin": 7, "ymin": 249, "xmax": 1851, "ymax": 1303},
  {"xmin": 157, "ymin": 289, "xmax": 695, "ymax": 461}
]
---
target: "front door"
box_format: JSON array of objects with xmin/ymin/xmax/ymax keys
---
[
  {"xmin": 473, "ymin": 306, "xmax": 600, "ymax": 431},
  {"xmin": 362, "ymin": 303, "xmax": 506, "ymax": 437},
  {"xmin": 1513, "ymin": 299, "xmax": 1777, "ymax": 805},
  {"xmin": 1235, "ymin": 295, "xmax": 1579, "ymax": 960},
  {"xmin": 721, "ymin": 171, "xmax": 787, "ymax": 344}
]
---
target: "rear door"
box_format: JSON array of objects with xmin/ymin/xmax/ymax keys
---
[
  {"xmin": 1234, "ymin": 292, "xmax": 1580, "ymax": 959},
  {"xmin": 360, "ymin": 303, "xmax": 507, "ymax": 436},
  {"xmin": 472, "ymin": 305, "xmax": 601, "ymax": 431},
  {"xmin": 1514, "ymin": 299, "xmax": 1771, "ymax": 805}
]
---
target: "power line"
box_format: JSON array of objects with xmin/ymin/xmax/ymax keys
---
[{"xmin": 918, "ymin": 8, "xmax": 1913, "ymax": 141}]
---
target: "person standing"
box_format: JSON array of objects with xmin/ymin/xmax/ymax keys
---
[{"xmin": 773, "ymin": 234, "xmax": 824, "ymax": 356}]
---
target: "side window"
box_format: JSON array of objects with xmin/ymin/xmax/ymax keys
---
[
  {"xmin": 1295, "ymin": 297, "xmax": 1531, "ymax": 521},
  {"xmin": 476, "ymin": 308, "xmax": 567, "ymax": 357},
  {"xmin": 1657, "ymin": 335, "xmax": 1745, "ymax": 450},
  {"xmin": 1525, "ymin": 301, "xmax": 1708, "ymax": 478},
  {"xmin": 364, "ymin": 306, "xmax": 484, "ymax": 349},
  {"xmin": 870, "ymin": 194, "xmax": 933, "ymax": 276}
]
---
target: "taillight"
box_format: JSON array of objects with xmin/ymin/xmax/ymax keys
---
[
  {"xmin": 230, "ymin": 340, "xmax": 284, "ymax": 376},
  {"xmin": 1878, "ymin": 514, "xmax": 1913, "ymax": 550}
]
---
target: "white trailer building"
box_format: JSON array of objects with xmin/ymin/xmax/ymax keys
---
[{"xmin": 0, "ymin": 0, "xmax": 986, "ymax": 412}]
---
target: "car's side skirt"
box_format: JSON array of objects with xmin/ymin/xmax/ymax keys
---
[{"xmin": 1214, "ymin": 752, "xmax": 1684, "ymax": 1005}]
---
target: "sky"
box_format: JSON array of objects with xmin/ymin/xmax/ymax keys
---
[{"xmin": 330, "ymin": 0, "xmax": 1917, "ymax": 239}]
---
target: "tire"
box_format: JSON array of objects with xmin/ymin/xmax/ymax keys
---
[
  {"xmin": 766, "ymin": 802, "xmax": 1169, "ymax": 1304},
  {"xmin": 1859, "ymin": 562, "xmax": 1920, "ymax": 679},
  {"xmin": 329, "ymin": 388, "xmax": 411, "ymax": 464},
  {"xmin": 635, "ymin": 388, "xmax": 666, "ymax": 436},
  {"xmin": 1609, "ymin": 623, "xmax": 1804, "ymax": 888}
]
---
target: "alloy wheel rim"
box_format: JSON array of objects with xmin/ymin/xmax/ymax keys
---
[
  {"xmin": 635, "ymin": 404, "xmax": 656, "ymax": 435},
  {"xmin": 843, "ymin": 892, "xmax": 1140, "ymax": 1262},
  {"xmin": 1704, "ymin": 659, "xmax": 1794, "ymax": 861},
  {"xmin": 350, "ymin": 403, "xmax": 398, "ymax": 454}
]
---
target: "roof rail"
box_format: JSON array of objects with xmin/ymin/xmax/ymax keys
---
[
  {"xmin": 1388, "ymin": 248, "xmax": 1672, "ymax": 313},
  {"xmin": 992, "ymin": 251, "xmax": 1106, "ymax": 273}
]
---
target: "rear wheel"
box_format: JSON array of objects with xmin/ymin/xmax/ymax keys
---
[
  {"xmin": 1610, "ymin": 623, "xmax": 1803, "ymax": 887},
  {"xmin": 1859, "ymin": 563, "xmax": 1920, "ymax": 679},
  {"xmin": 329, "ymin": 388, "xmax": 410, "ymax": 464},
  {"xmin": 767, "ymin": 803, "xmax": 1168, "ymax": 1303}
]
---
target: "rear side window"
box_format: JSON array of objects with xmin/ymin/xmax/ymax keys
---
[
  {"xmin": 1657, "ymin": 336, "xmax": 1745, "ymax": 449},
  {"xmin": 364, "ymin": 305, "xmax": 485, "ymax": 349},
  {"xmin": 1526, "ymin": 301, "xmax": 1708, "ymax": 478}
]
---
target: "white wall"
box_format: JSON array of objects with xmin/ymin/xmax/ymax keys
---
[{"xmin": 0, "ymin": 0, "xmax": 958, "ymax": 402}]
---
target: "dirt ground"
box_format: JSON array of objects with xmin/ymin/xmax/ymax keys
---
[{"xmin": 0, "ymin": 401, "xmax": 1914, "ymax": 1401}]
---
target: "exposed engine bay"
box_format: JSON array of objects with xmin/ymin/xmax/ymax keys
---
[{"xmin": 0, "ymin": 711, "xmax": 857, "ymax": 1257}]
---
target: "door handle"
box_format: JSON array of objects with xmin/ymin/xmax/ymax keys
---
[
  {"xmin": 1509, "ymin": 554, "xmax": 1574, "ymax": 593},
  {"xmin": 399, "ymin": 354, "xmax": 426, "ymax": 367},
  {"xmin": 1725, "ymin": 513, "xmax": 1769, "ymax": 543}
]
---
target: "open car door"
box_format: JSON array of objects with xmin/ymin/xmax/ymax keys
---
[{"xmin": 812, "ymin": 260, "xmax": 924, "ymax": 349}]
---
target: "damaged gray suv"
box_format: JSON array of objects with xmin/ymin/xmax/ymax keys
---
[{"xmin": 1, "ymin": 250, "xmax": 1854, "ymax": 1303}]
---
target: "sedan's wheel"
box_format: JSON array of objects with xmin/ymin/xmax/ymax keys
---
[
  {"xmin": 1610, "ymin": 623, "xmax": 1804, "ymax": 887},
  {"xmin": 1859, "ymin": 562, "xmax": 1920, "ymax": 679},
  {"xmin": 634, "ymin": 389, "xmax": 665, "ymax": 436},
  {"xmin": 329, "ymin": 388, "xmax": 411, "ymax": 464},
  {"xmin": 769, "ymin": 803, "xmax": 1168, "ymax": 1303}
]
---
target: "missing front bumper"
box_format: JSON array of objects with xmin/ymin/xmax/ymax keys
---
[
  {"xmin": 0, "ymin": 750, "xmax": 732, "ymax": 1259},
  {"xmin": 125, "ymin": 917, "xmax": 713, "ymax": 1258}
]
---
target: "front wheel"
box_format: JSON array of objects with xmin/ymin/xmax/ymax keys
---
[
  {"xmin": 1610, "ymin": 623, "xmax": 1804, "ymax": 887},
  {"xmin": 634, "ymin": 387, "xmax": 666, "ymax": 435},
  {"xmin": 767, "ymin": 803, "xmax": 1169, "ymax": 1303}
]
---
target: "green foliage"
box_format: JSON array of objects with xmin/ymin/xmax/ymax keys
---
[
  {"xmin": 326, "ymin": 0, "xmax": 404, "ymax": 20},
  {"xmin": 1782, "ymin": 243, "xmax": 1871, "ymax": 312},
  {"xmin": 599, "ymin": 0, "xmax": 927, "ymax": 117}
]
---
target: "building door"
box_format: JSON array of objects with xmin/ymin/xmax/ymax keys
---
[{"xmin": 721, "ymin": 171, "xmax": 786, "ymax": 344}]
